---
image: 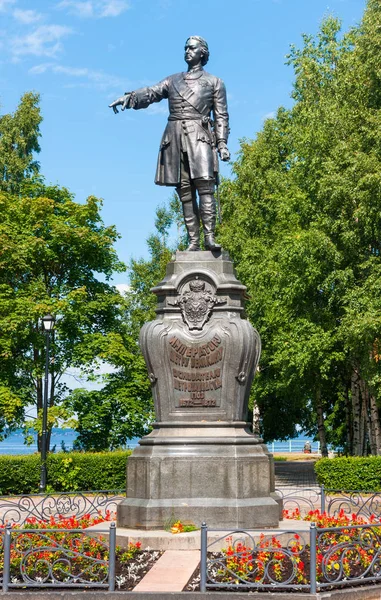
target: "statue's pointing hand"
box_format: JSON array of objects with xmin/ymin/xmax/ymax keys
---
[{"xmin": 109, "ymin": 93, "xmax": 131, "ymax": 114}]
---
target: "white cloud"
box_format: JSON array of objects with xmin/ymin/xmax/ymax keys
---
[
  {"xmin": 11, "ymin": 24, "xmax": 73, "ymax": 58},
  {"xmin": 58, "ymin": 0, "xmax": 94, "ymax": 17},
  {"xmin": 28, "ymin": 62, "xmax": 53, "ymax": 74},
  {"xmin": 57, "ymin": 0, "xmax": 129, "ymax": 18},
  {"xmin": 13, "ymin": 8, "xmax": 43, "ymax": 24},
  {"xmin": 29, "ymin": 62, "xmax": 125, "ymax": 90},
  {"xmin": 0, "ymin": 0, "xmax": 15, "ymax": 12},
  {"xmin": 263, "ymin": 111, "xmax": 276, "ymax": 121},
  {"xmin": 100, "ymin": 0, "xmax": 128, "ymax": 17}
]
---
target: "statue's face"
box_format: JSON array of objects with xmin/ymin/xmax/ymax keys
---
[{"xmin": 184, "ymin": 38, "xmax": 203, "ymax": 67}]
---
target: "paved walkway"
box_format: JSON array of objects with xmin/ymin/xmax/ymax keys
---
[
  {"xmin": 274, "ymin": 459, "xmax": 318, "ymax": 488},
  {"xmin": 134, "ymin": 550, "xmax": 199, "ymax": 592}
]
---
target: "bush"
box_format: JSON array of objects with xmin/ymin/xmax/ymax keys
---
[
  {"xmin": 0, "ymin": 450, "xmax": 131, "ymax": 495},
  {"xmin": 315, "ymin": 456, "xmax": 381, "ymax": 491}
]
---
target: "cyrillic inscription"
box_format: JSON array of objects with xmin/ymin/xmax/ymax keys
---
[{"xmin": 168, "ymin": 334, "xmax": 223, "ymax": 408}]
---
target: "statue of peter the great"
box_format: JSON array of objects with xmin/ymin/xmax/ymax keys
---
[{"xmin": 109, "ymin": 36, "xmax": 230, "ymax": 251}]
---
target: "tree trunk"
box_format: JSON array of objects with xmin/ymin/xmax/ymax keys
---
[
  {"xmin": 370, "ymin": 393, "xmax": 381, "ymax": 454},
  {"xmin": 344, "ymin": 384, "xmax": 353, "ymax": 455},
  {"xmin": 361, "ymin": 380, "xmax": 372, "ymax": 455},
  {"xmin": 316, "ymin": 387, "xmax": 328, "ymax": 457},
  {"xmin": 351, "ymin": 367, "xmax": 362, "ymax": 456}
]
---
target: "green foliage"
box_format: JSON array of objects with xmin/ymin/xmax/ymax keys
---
[
  {"xmin": 69, "ymin": 197, "xmax": 186, "ymax": 451},
  {"xmin": 315, "ymin": 457, "xmax": 381, "ymax": 491},
  {"xmin": 0, "ymin": 95, "xmax": 185, "ymax": 452},
  {"xmin": 0, "ymin": 93, "xmax": 145, "ymax": 451},
  {"xmin": 0, "ymin": 181, "xmax": 126, "ymax": 445},
  {"xmin": 218, "ymin": 0, "xmax": 381, "ymax": 454},
  {"xmin": 0, "ymin": 450, "xmax": 130, "ymax": 495},
  {"xmin": 0, "ymin": 92, "xmax": 42, "ymax": 193}
]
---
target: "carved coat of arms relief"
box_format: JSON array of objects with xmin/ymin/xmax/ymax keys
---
[{"xmin": 175, "ymin": 278, "xmax": 224, "ymax": 330}]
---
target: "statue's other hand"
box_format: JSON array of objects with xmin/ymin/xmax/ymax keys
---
[
  {"xmin": 109, "ymin": 93, "xmax": 131, "ymax": 114},
  {"xmin": 218, "ymin": 142, "xmax": 230, "ymax": 162}
]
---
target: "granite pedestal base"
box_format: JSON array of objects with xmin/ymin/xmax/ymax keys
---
[{"xmin": 117, "ymin": 423, "xmax": 281, "ymax": 529}]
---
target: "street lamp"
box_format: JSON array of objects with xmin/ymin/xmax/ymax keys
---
[{"xmin": 39, "ymin": 314, "xmax": 55, "ymax": 493}]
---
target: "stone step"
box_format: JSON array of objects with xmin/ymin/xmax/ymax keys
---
[
  {"xmin": 133, "ymin": 550, "xmax": 199, "ymax": 592},
  {"xmin": 86, "ymin": 519, "xmax": 311, "ymax": 551}
]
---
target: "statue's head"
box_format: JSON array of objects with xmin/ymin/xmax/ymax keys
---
[{"xmin": 185, "ymin": 36, "xmax": 209, "ymax": 67}]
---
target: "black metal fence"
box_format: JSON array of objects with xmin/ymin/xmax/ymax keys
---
[
  {"xmin": 0, "ymin": 489, "xmax": 124, "ymax": 526},
  {"xmin": 200, "ymin": 521, "xmax": 381, "ymax": 593},
  {"xmin": 2, "ymin": 522, "xmax": 116, "ymax": 592},
  {"xmin": 277, "ymin": 485, "xmax": 381, "ymax": 519},
  {"xmin": 0, "ymin": 490, "xmax": 122, "ymax": 592},
  {"xmin": 0, "ymin": 487, "xmax": 381, "ymax": 593},
  {"xmin": 200, "ymin": 524, "xmax": 311, "ymax": 592}
]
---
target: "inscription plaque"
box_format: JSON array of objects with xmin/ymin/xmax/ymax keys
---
[{"xmin": 168, "ymin": 333, "xmax": 223, "ymax": 408}]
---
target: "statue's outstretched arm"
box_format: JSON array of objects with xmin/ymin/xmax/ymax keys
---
[
  {"xmin": 109, "ymin": 78, "xmax": 169, "ymax": 114},
  {"xmin": 109, "ymin": 92, "xmax": 132, "ymax": 114}
]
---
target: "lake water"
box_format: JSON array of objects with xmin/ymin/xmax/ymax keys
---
[
  {"xmin": 0, "ymin": 429, "xmax": 139, "ymax": 455},
  {"xmin": 0, "ymin": 428, "xmax": 319, "ymax": 455}
]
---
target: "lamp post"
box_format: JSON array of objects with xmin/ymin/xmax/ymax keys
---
[{"xmin": 39, "ymin": 314, "xmax": 55, "ymax": 493}]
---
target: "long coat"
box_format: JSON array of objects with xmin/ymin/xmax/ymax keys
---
[{"xmin": 130, "ymin": 69, "xmax": 229, "ymax": 186}]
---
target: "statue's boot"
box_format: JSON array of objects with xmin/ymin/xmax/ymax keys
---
[
  {"xmin": 182, "ymin": 199, "xmax": 201, "ymax": 251},
  {"xmin": 200, "ymin": 193, "xmax": 222, "ymax": 251}
]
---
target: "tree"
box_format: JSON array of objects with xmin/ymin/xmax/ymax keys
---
[
  {"xmin": 0, "ymin": 179, "xmax": 127, "ymax": 449},
  {"xmin": 0, "ymin": 92, "xmax": 42, "ymax": 193},
  {"xmin": 218, "ymin": 0, "xmax": 381, "ymax": 455},
  {"xmin": 69, "ymin": 196, "xmax": 187, "ymax": 450},
  {"xmin": 0, "ymin": 94, "xmax": 187, "ymax": 453}
]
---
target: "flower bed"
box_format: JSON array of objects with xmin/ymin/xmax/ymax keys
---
[
  {"xmin": 0, "ymin": 512, "xmax": 161, "ymax": 591},
  {"xmin": 188, "ymin": 510, "xmax": 381, "ymax": 592}
]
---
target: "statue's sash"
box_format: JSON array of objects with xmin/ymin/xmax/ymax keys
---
[{"xmin": 171, "ymin": 73, "xmax": 209, "ymax": 116}]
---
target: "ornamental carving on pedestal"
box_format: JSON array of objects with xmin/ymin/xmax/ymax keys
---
[{"xmin": 175, "ymin": 278, "xmax": 223, "ymax": 330}]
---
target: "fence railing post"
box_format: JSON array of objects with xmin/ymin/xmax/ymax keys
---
[
  {"xmin": 3, "ymin": 524, "xmax": 11, "ymax": 593},
  {"xmin": 320, "ymin": 484, "xmax": 325, "ymax": 514},
  {"xmin": 108, "ymin": 522, "xmax": 116, "ymax": 592},
  {"xmin": 200, "ymin": 522, "xmax": 207, "ymax": 593},
  {"xmin": 309, "ymin": 522, "xmax": 317, "ymax": 594}
]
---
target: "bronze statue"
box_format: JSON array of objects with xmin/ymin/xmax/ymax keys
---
[{"xmin": 109, "ymin": 36, "xmax": 230, "ymax": 251}]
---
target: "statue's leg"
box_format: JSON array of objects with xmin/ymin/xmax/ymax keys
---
[
  {"xmin": 177, "ymin": 153, "xmax": 200, "ymax": 251},
  {"xmin": 195, "ymin": 178, "xmax": 222, "ymax": 251}
]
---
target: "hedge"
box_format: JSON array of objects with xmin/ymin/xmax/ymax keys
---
[
  {"xmin": 0, "ymin": 450, "xmax": 131, "ymax": 495},
  {"xmin": 315, "ymin": 456, "xmax": 381, "ymax": 491}
]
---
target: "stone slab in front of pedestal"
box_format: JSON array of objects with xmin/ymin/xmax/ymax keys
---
[{"xmin": 117, "ymin": 496, "xmax": 280, "ymax": 530}]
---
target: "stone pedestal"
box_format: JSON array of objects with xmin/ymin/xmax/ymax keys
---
[{"xmin": 117, "ymin": 250, "xmax": 281, "ymax": 529}]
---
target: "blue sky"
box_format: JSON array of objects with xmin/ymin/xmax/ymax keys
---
[{"xmin": 0, "ymin": 0, "xmax": 366, "ymax": 285}]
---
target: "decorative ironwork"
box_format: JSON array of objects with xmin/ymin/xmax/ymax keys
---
[
  {"xmin": 201, "ymin": 528, "xmax": 309, "ymax": 590},
  {"xmin": 325, "ymin": 490, "xmax": 381, "ymax": 520},
  {"xmin": 317, "ymin": 523, "xmax": 381, "ymax": 588},
  {"xmin": 0, "ymin": 490, "xmax": 124, "ymax": 527},
  {"xmin": 7, "ymin": 527, "xmax": 112, "ymax": 588},
  {"xmin": 276, "ymin": 487, "xmax": 321, "ymax": 516},
  {"xmin": 277, "ymin": 486, "xmax": 381, "ymax": 519}
]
